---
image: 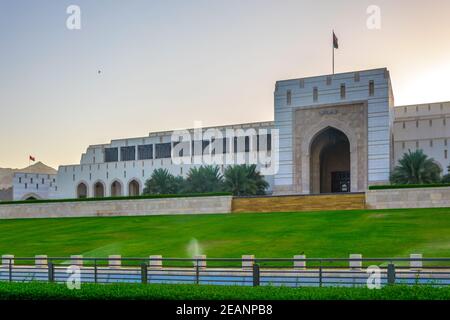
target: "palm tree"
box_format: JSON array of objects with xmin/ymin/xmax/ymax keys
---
[
  {"xmin": 223, "ymin": 164, "xmax": 269, "ymax": 196},
  {"xmin": 143, "ymin": 168, "xmax": 184, "ymax": 195},
  {"xmin": 184, "ymin": 165, "xmax": 223, "ymax": 193},
  {"xmin": 390, "ymin": 149, "xmax": 442, "ymax": 184}
]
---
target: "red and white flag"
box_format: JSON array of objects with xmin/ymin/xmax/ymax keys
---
[{"xmin": 29, "ymin": 155, "xmax": 35, "ymax": 162}]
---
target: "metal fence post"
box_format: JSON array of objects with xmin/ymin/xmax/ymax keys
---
[
  {"xmin": 8, "ymin": 258, "xmax": 12, "ymax": 282},
  {"xmin": 195, "ymin": 261, "xmax": 200, "ymax": 285},
  {"xmin": 319, "ymin": 266, "xmax": 323, "ymax": 287},
  {"xmin": 94, "ymin": 259, "xmax": 98, "ymax": 284},
  {"xmin": 387, "ymin": 263, "xmax": 396, "ymax": 285},
  {"xmin": 141, "ymin": 263, "xmax": 148, "ymax": 284},
  {"xmin": 253, "ymin": 263, "xmax": 260, "ymax": 287},
  {"xmin": 48, "ymin": 262, "xmax": 54, "ymax": 282}
]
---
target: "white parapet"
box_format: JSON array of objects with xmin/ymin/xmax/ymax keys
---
[
  {"xmin": 194, "ymin": 255, "xmax": 207, "ymax": 269},
  {"xmin": 35, "ymin": 255, "xmax": 48, "ymax": 268},
  {"xmin": 149, "ymin": 255, "xmax": 162, "ymax": 269},
  {"xmin": 108, "ymin": 255, "xmax": 121, "ymax": 268},
  {"xmin": 294, "ymin": 255, "xmax": 306, "ymax": 269},
  {"xmin": 71, "ymin": 255, "xmax": 84, "ymax": 266},
  {"xmin": 242, "ymin": 255, "xmax": 255, "ymax": 270},
  {"xmin": 410, "ymin": 254, "xmax": 423, "ymax": 270},
  {"xmin": 349, "ymin": 254, "xmax": 362, "ymax": 269},
  {"xmin": 2, "ymin": 254, "xmax": 14, "ymax": 266}
]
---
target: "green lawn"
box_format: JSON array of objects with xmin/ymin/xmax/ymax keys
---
[
  {"xmin": 0, "ymin": 208, "xmax": 449, "ymax": 258},
  {"xmin": 0, "ymin": 282, "xmax": 449, "ymax": 300}
]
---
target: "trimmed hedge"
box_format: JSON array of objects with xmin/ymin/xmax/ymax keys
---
[
  {"xmin": 369, "ymin": 183, "xmax": 450, "ymax": 190},
  {"xmin": 0, "ymin": 282, "xmax": 449, "ymax": 300},
  {"xmin": 0, "ymin": 192, "xmax": 232, "ymax": 206}
]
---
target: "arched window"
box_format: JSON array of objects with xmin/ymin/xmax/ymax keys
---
[{"xmin": 77, "ymin": 183, "xmax": 88, "ymax": 198}]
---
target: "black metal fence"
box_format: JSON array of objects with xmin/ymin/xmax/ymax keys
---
[{"xmin": 1, "ymin": 257, "xmax": 449, "ymax": 287}]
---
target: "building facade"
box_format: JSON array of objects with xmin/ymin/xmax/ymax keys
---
[
  {"xmin": 12, "ymin": 162, "xmax": 58, "ymax": 200},
  {"xmin": 393, "ymin": 101, "xmax": 450, "ymax": 174},
  {"xmin": 273, "ymin": 68, "xmax": 395, "ymax": 194},
  {"xmin": 11, "ymin": 68, "xmax": 450, "ymax": 200},
  {"xmin": 55, "ymin": 121, "xmax": 274, "ymax": 199}
]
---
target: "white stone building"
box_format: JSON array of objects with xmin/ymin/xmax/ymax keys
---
[
  {"xmin": 11, "ymin": 68, "xmax": 450, "ymax": 200},
  {"xmin": 55, "ymin": 122, "xmax": 275, "ymax": 199},
  {"xmin": 273, "ymin": 68, "xmax": 394, "ymax": 194},
  {"xmin": 393, "ymin": 101, "xmax": 450, "ymax": 174},
  {"xmin": 12, "ymin": 162, "xmax": 57, "ymax": 200}
]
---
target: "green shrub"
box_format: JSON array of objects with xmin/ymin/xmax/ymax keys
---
[
  {"xmin": 369, "ymin": 183, "xmax": 450, "ymax": 190},
  {"xmin": 0, "ymin": 282, "xmax": 449, "ymax": 300},
  {"xmin": 0, "ymin": 192, "xmax": 232, "ymax": 205}
]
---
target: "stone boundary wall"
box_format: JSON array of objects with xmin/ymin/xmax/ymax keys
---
[
  {"xmin": 366, "ymin": 187, "xmax": 450, "ymax": 209},
  {"xmin": 232, "ymin": 193, "xmax": 366, "ymax": 213},
  {"xmin": 0, "ymin": 196, "xmax": 233, "ymax": 220}
]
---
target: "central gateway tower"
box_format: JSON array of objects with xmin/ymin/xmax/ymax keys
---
[{"xmin": 273, "ymin": 68, "xmax": 394, "ymax": 194}]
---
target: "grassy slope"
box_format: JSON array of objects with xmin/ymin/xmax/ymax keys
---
[
  {"xmin": 0, "ymin": 282, "xmax": 449, "ymax": 300},
  {"xmin": 0, "ymin": 208, "xmax": 449, "ymax": 258}
]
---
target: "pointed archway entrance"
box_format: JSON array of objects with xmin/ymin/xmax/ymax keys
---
[
  {"xmin": 310, "ymin": 127, "xmax": 350, "ymax": 193},
  {"xmin": 93, "ymin": 181, "xmax": 105, "ymax": 198},
  {"xmin": 111, "ymin": 180, "xmax": 122, "ymax": 197},
  {"xmin": 128, "ymin": 180, "xmax": 140, "ymax": 196}
]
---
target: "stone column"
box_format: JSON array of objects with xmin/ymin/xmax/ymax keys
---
[
  {"xmin": 294, "ymin": 255, "xmax": 306, "ymax": 270},
  {"xmin": 108, "ymin": 255, "xmax": 121, "ymax": 268},
  {"xmin": 71, "ymin": 255, "xmax": 84, "ymax": 266},
  {"xmin": 35, "ymin": 255, "xmax": 48, "ymax": 268},
  {"xmin": 194, "ymin": 255, "xmax": 207, "ymax": 269},
  {"xmin": 2, "ymin": 254, "xmax": 14, "ymax": 266},
  {"xmin": 149, "ymin": 255, "xmax": 162, "ymax": 269},
  {"xmin": 349, "ymin": 254, "xmax": 362, "ymax": 269},
  {"xmin": 242, "ymin": 255, "xmax": 255, "ymax": 270},
  {"xmin": 410, "ymin": 254, "xmax": 423, "ymax": 270}
]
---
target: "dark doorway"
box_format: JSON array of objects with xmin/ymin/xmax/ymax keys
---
[
  {"xmin": 94, "ymin": 182, "xmax": 105, "ymax": 198},
  {"xmin": 310, "ymin": 127, "xmax": 351, "ymax": 193},
  {"xmin": 331, "ymin": 171, "xmax": 351, "ymax": 193}
]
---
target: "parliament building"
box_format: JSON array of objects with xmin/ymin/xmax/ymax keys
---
[{"xmin": 12, "ymin": 68, "xmax": 450, "ymax": 200}]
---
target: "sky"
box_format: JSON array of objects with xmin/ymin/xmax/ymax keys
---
[{"xmin": 1, "ymin": 0, "xmax": 450, "ymax": 169}]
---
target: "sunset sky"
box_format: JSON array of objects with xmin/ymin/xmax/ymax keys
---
[{"xmin": 1, "ymin": 0, "xmax": 450, "ymax": 168}]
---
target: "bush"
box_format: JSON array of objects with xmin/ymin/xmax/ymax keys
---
[
  {"xmin": 368, "ymin": 183, "xmax": 450, "ymax": 190},
  {"xmin": 0, "ymin": 192, "xmax": 232, "ymax": 206},
  {"xmin": 0, "ymin": 282, "xmax": 449, "ymax": 300}
]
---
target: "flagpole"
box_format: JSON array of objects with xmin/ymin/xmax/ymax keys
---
[{"xmin": 332, "ymin": 30, "xmax": 335, "ymax": 75}]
